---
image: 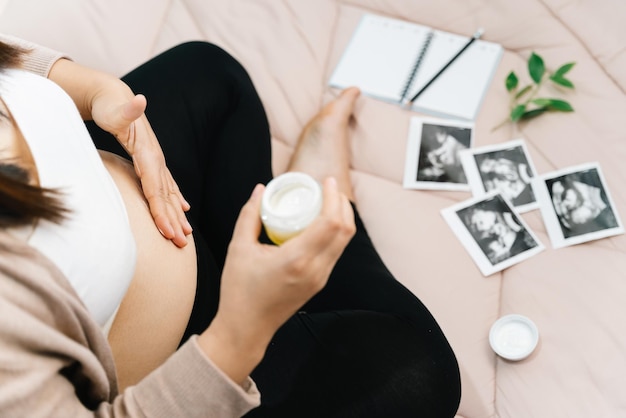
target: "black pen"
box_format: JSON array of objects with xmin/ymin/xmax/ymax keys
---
[{"xmin": 406, "ymin": 28, "xmax": 484, "ymax": 106}]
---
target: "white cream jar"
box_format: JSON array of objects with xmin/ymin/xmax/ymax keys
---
[{"xmin": 261, "ymin": 172, "xmax": 322, "ymax": 245}]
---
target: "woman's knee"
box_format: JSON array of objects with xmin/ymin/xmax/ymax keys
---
[
  {"xmin": 124, "ymin": 40, "xmax": 259, "ymax": 108},
  {"xmin": 164, "ymin": 41, "xmax": 256, "ymax": 96},
  {"xmin": 169, "ymin": 42, "xmax": 240, "ymax": 69}
]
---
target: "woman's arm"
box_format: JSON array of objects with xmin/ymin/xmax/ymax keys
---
[
  {"xmin": 199, "ymin": 178, "xmax": 356, "ymax": 384},
  {"xmin": 48, "ymin": 58, "xmax": 192, "ymax": 247},
  {"xmin": 0, "ymin": 33, "xmax": 192, "ymax": 247},
  {"xmin": 0, "ymin": 33, "xmax": 68, "ymax": 77}
]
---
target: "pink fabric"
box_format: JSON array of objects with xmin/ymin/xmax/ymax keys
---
[{"xmin": 2, "ymin": 1, "xmax": 624, "ymax": 416}]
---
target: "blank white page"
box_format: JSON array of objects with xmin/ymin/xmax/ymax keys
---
[
  {"xmin": 329, "ymin": 14, "xmax": 503, "ymax": 121},
  {"xmin": 329, "ymin": 14, "xmax": 432, "ymax": 103}
]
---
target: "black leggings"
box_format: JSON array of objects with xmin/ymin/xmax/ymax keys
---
[{"xmin": 87, "ymin": 42, "xmax": 461, "ymax": 418}]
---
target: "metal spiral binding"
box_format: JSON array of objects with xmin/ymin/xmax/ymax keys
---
[{"xmin": 399, "ymin": 30, "xmax": 434, "ymax": 104}]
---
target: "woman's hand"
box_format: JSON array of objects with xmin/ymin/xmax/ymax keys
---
[
  {"xmin": 90, "ymin": 92, "xmax": 192, "ymax": 247},
  {"xmin": 48, "ymin": 59, "xmax": 192, "ymax": 248},
  {"xmin": 198, "ymin": 177, "xmax": 356, "ymax": 385}
]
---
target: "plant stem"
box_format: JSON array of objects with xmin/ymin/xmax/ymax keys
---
[
  {"xmin": 492, "ymin": 74, "xmax": 548, "ymax": 132},
  {"xmin": 491, "ymin": 117, "xmax": 510, "ymax": 132}
]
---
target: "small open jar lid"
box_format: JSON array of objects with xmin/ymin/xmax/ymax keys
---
[{"xmin": 489, "ymin": 314, "xmax": 539, "ymax": 361}]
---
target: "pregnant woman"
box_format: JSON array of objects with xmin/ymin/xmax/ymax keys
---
[{"xmin": 0, "ymin": 35, "xmax": 461, "ymax": 417}]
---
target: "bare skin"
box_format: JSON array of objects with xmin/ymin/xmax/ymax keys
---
[
  {"xmin": 286, "ymin": 87, "xmax": 360, "ymax": 201},
  {"xmin": 101, "ymin": 151, "xmax": 197, "ymax": 391}
]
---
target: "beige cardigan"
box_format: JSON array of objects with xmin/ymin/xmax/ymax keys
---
[
  {"xmin": 0, "ymin": 35, "xmax": 260, "ymax": 417},
  {"xmin": 0, "ymin": 233, "xmax": 259, "ymax": 417}
]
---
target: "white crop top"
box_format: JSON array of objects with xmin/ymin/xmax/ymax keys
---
[{"xmin": 0, "ymin": 69, "xmax": 136, "ymax": 327}]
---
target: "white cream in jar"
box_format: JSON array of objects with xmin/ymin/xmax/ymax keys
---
[{"xmin": 261, "ymin": 172, "xmax": 322, "ymax": 245}]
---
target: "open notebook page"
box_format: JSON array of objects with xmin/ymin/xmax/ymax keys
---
[
  {"xmin": 329, "ymin": 14, "xmax": 502, "ymax": 121},
  {"xmin": 329, "ymin": 15, "xmax": 432, "ymax": 103},
  {"xmin": 407, "ymin": 29, "xmax": 503, "ymax": 120}
]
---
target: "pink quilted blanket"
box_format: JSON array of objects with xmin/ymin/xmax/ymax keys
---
[{"xmin": 2, "ymin": 0, "xmax": 625, "ymax": 416}]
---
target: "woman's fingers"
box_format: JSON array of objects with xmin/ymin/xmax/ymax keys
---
[
  {"xmin": 216, "ymin": 177, "xmax": 355, "ymax": 357},
  {"xmin": 140, "ymin": 164, "xmax": 193, "ymax": 247},
  {"xmin": 90, "ymin": 83, "xmax": 193, "ymax": 247},
  {"xmin": 290, "ymin": 177, "xmax": 355, "ymax": 261},
  {"xmin": 120, "ymin": 95, "xmax": 146, "ymax": 126},
  {"xmin": 123, "ymin": 104, "xmax": 192, "ymax": 247}
]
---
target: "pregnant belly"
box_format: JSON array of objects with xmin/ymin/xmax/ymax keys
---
[{"xmin": 99, "ymin": 150, "xmax": 197, "ymax": 390}]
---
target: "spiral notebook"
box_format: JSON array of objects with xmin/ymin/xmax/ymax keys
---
[{"xmin": 329, "ymin": 14, "xmax": 503, "ymax": 121}]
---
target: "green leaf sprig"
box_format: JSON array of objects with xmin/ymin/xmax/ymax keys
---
[{"xmin": 493, "ymin": 52, "xmax": 575, "ymax": 131}]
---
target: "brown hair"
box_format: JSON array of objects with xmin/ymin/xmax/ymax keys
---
[
  {"xmin": 0, "ymin": 164, "xmax": 68, "ymax": 227},
  {"xmin": 1, "ymin": 40, "xmax": 68, "ymax": 227}
]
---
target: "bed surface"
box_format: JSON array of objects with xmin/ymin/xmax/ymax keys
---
[{"xmin": 2, "ymin": 1, "xmax": 625, "ymax": 416}]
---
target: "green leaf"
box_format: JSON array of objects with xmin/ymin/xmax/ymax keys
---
[
  {"xmin": 554, "ymin": 62, "xmax": 575, "ymax": 78},
  {"xmin": 520, "ymin": 107, "xmax": 548, "ymax": 120},
  {"xmin": 549, "ymin": 75, "xmax": 575, "ymax": 88},
  {"xmin": 510, "ymin": 104, "xmax": 527, "ymax": 122},
  {"xmin": 531, "ymin": 98, "xmax": 552, "ymax": 107},
  {"xmin": 531, "ymin": 98, "xmax": 574, "ymax": 111},
  {"xmin": 549, "ymin": 99, "xmax": 574, "ymax": 111},
  {"xmin": 506, "ymin": 71, "xmax": 519, "ymax": 92},
  {"xmin": 528, "ymin": 52, "xmax": 545, "ymax": 84},
  {"xmin": 515, "ymin": 85, "xmax": 533, "ymax": 100}
]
